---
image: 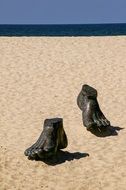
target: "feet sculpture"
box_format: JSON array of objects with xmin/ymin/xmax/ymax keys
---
[
  {"xmin": 24, "ymin": 118, "xmax": 68, "ymax": 160},
  {"xmin": 77, "ymin": 84, "xmax": 111, "ymax": 133}
]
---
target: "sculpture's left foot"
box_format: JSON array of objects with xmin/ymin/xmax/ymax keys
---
[{"xmin": 24, "ymin": 118, "xmax": 68, "ymax": 160}]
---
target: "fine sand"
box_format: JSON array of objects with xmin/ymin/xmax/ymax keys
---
[{"xmin": 0, "ymin": 37, "xmax": 126, "ymax": 190}]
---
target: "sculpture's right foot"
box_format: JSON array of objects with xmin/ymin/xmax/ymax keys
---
[
  {"xmin": 92, "ymin": 111, "xmax": 110, "ymax": 130},
  {"xmin": 86, "ymin": 123, "xmax": 97, "ymax": 131},
  {"xmin": 77, "ymin": 84, "xmax": 111, "ymax": 133},
  {"xmin": 85, "ymin": 112, "xmax": 110, "ymax": 132}
]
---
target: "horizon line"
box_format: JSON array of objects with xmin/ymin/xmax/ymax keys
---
[{"xmin": 0, "ymin": 22, "xmax": 126, "ymax": 25}]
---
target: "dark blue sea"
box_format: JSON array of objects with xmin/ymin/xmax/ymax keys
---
[{"xmin": 0, "ymin": 23, "xmax": 126, "ymax": 36}]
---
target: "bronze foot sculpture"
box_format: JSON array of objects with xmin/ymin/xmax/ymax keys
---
[
  {"xmin": 77, "ymin": 84, "xmax": 111, "ymax": 134},
  {"xmin": 24, "ymin": 118, "xmax": 68, "ymax": 160}
]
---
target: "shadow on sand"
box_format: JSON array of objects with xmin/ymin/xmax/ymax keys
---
[
  {"xmin": 34, "ymin": 150, "xmax": 89, "ymax": 166},
  {"xmin": 89, "ymin": 126, "xmax": 124, "ymax": 137}
]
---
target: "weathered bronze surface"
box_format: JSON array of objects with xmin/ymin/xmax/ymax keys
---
[
  {"xmin": 24, "ymin": 118, "xmax": 68, "ymax": 160},
  {"xmin": 77, "ymin": 84, "xmax": 111, "ymax": 133}
]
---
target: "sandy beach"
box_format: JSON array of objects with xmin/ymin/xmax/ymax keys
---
[{"xmin": 0, "ymin": 36, "xmax": 126, "ymax": 190}]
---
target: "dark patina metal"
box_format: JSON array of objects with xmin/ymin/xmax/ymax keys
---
[
  {"xmin": 77, "ymin": 84, "xmax": 111, "ymax": 133},
  {"xmin": 24, "ymin": 118, "xmax": 68, "ymax": 160}
]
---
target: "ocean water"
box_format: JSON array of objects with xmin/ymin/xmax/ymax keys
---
[{"xmin": 0, "ymin": 24, "xmax": 126, "ymax": 36}]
